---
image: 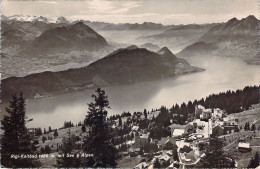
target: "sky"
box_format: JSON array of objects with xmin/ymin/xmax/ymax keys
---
[{"xmin": 1, "ymin": 0, "xmax": 259, "ymax": 25}]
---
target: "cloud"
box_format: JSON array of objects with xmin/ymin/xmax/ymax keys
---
[
  {"xmin": 37, "ymin": 1, "xmax": 57, "ymax": 4},
  {"xmin": 80, "ymin": 0, "xmax": 141, "ymax": 15}
]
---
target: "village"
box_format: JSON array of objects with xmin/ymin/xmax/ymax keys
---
[{"xmin": 112, "ymin": 104, "xmax": 260, "ymax": 168}]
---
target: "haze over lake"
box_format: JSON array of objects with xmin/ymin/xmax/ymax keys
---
[{"xmin": 26, "ymin": 56, "xmax": 260, "ymax": 128}]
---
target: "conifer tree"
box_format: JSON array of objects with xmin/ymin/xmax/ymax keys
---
[
  {"xmin": 1, "ymin": 93, "xmax": 38, "ymax": 168},
  {"xmin": 81, "ymin": 125, "xmax": 86, "ymax": 132},
  {"xmin": 83, "ymin": 88, "xmax": 117, "ymax": 167},
  {"xmin": 118, "ymin": 116, "xmax": 122, "ymax": 126},
  {"xmin": 56, "ymin": 130, "xmax": 80, "ymax": 167},
  {"xmin": 248, "ymin": 152, "xmax": 260, "ymax": 168},
  {"xmin": 154, "ymin": 158, "xmax": 161, "ymax": 168},
  {"xmin": 54, "ymin": 129, "xmax": 59, "ymax": 137},
  {"xmin": 198, "ymin": 137, "xmax": 235, "ymax": 168},
  {"xmin": 48, "ymin": 126, "xmax": 52, "ymax": 132}
]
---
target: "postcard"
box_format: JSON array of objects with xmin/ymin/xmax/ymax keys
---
[{"xmin": 1, "ymin": 0, "xmax": 260, "ymax": 168}]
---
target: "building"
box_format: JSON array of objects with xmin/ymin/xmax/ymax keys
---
[
  {"xmin": 238, "ymin": 142, "xmax": 251, "ymax": 152},
  {"xmin": 132, "ymin": 125, "xmax": 140, "ymax": 132},
  {"xmin": 168, "ymin": 124, "xmax": 187, "ymax": 137},
  {"xmin": 213, "ymin": 108, "xmax": 223, "ymax": 118},
  {"xmin": 223, "ymin": 125, "xmax": 239, "ymax": 134},
  {"xmin": 195, "ymin": 105, "xmax": 213, "ymax": 121},
  {"xmin": 157, "ymin": 137, "xmax": 176, "ymax": 149},
  {"xmin": 212, "ymin": 125, "xmax": 224, "ymax": 136},
  {"xmin": 195, "ymin": 105, "xmax": 205, "ymax": 119},
  {"xmin": 134, "ymin": 133, "xmax": 150, "ymax": 148},
  {"xmin": 172, "ymin": 129, "xmax": 185, "ymax": 137},
  {"xmin": 129, "ymin": 147, "xmax": 141, "ymax": 157}
]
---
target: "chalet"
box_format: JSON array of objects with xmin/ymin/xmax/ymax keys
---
[
  {"xmin": 172, "ymin": 129, "xmax": 185, "ymax": 137},
  {"xmin": 157, "ymin": 137, "xmax": 176, "ymax": 149},
  {"xmin": 195, "ymin": 105, "xmax": 205, "ymax": 119},
  {"xmin": 212, "ymin": 125, "xmax": 224, "ymax": 136},
  {"xmin": 134, "ymin": 133, "xmax": 150, "ymax": 147},
  {"xmin": 159, "ymin": 154, "xmax": 171, "ymax": 162},
  {"xmin": 132, "ymin": 125, "xmax": 140, "ymax": 131},
  {"xmin": 168, "ymin": 124, "xmax": 187, "ymax": 137},
  {"xmin": 200, "ymin": 109, "xmax": 212, "ymax": 121},
  {"xmin": 223, "ymin": 125, "xmax": 239, "ymax": 134},
  {"xmin": 129, "ymin": 147, "xmax": 141, "ymax": 157},
  {"xmin": 213, "ymin": 108, "xmax": 223, "ymax": 118},
  {"xmin": 238, "ymin": 142, "xmax": 251, "ymax": 152}
]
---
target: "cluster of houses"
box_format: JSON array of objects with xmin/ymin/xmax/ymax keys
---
[{"xmin": 116, "ymin": 105, "xmax": 252, "ymax": 168}]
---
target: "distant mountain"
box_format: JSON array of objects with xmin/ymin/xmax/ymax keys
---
[
  {"xmin": 2, "ymin": 47, "xmax": 203, "ymax": 101},
  {"xmin": 177, "ymin": 42, "xmax": 218, "ymax": 57},
  {"xmin": 178, "ymin": 15, "xmax": 259, "ymax": 60},
  {"xmin": 56, "ymin": 16, "xmax": 71, "ymax": 24},
  {"xmin": 73, "ymin": 20, "xmax": 174, "ymax": 31},
  {"xmin": 102, "ymin": 22, "xmax": 171, "ymax": 31},
  {"xmin": 3, "ymin": 15, "xmax": 54, "ymax": 23},
  {"xmin": 1, "ymin": 17, "xmax": 69, "ymax": 55},
  {"xmin": 139, "ymin": 23, "xmax": 217, "ymax": 52},
  {"xmin": 2, "ymin": 14, "xmax": 72, "ymax": 24},
  {"xmin": 22, "ymin": 22, "xmax": 108, "ymax": 56},
  {"xmin": 200, "ymin": 15, "xmax": 259, "ymax": 42},
  {"xmin": 32, "ymin": 16, "xmax": 50, "ymax": 23},
  {"xmin": 140, "ymin": 43, "xmax": 160, "ymax": 51}
]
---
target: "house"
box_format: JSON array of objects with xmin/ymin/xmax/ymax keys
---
[
  {"xmin": 159, "ymin": 154, "xmax": 171, "ymax": 162},
  {"xmin": 223, "ymin": 125, "xmax": 239, "ymax": 134},
  {"xmin": 129, "ymin": 147, "xmax": 141, "ymax": 157},
  {"xmin": 134, "ymin": 162, "xmax": 148, "ymax": 169},
  {"xmin": 195, "ymin": 105, "xmax": 205, "ymax": 119},
  {"xmin": 213, "ymin": 108, "xmax": 223, "ymax": 118},
  {"xmin": 168, "ymin": 124, "xmax": 187, "ymax": 137},
  {"xmin": 132, "ymin": 125, "xmax": 140, "ymax": 131},
  {"xmin": 172, "ymin": 129, "xmax": 185, "ymax": 137},
  {"xmin": 134, "ymin": 133, "xmax": 150, "ymax": 148},
  {"xmin": 157, "ymin": 137, "xmax": 176, "ymax": 149},
  {"xmin": 212, "ymin": 125, "xmax": 224, "ymax": 136},
  {"xmin": 238, "ymin": 142, "xmax": 251, "ymax": 152},
  {"xmin": 200, "ymin": 109, "xmax": 212, "ymax": 121}
]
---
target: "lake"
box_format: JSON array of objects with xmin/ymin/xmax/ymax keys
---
[{"xmin": 26, "ymin": 56, "xmax": 260, "ymax": 129}]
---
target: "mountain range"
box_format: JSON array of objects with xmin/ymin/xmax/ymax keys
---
[
  {"xmin": 22, "ymin": 22, "xmax": 108, "ymax": 56},
  {"xmin": 2, "ymin": 46, "xmax": 203, "ymax": 101},
  {"xmin": 139, "ymin": 23, "xmax": 217, "ymax": 51},
  {"xmin": 177, "ymin": 15, "xmax": 259, "ymax": 62}
]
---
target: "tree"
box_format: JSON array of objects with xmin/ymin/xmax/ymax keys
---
[
  {"xmin": 1, "ymin": 93, "xmax": 38, "ymax": 168},
  {"xmin": 251, "ymin": 124, "xmax": 256, "ymax": 131},
  {"xmin": 56, "ymin": 130, "xmax": 81, "ymax": 167},
  {"xmin": 81, "ymin": 125, "xmax": 86, "ymax": 132},
  {"xmin": 35, "ymin": 128, "xmax": 42, "ymax": 136},
  {"xmin": 48, "ymin": 126, "xmax": 52, "ymax": 132},
  {"xmin": 198, "ymin": 137, "xmax": 235, "ymax": 168},
  {"xmin": 83, "ymin": 88, "xmax": 117, "ymax": 167},
  {"xmin": 248, "ymin": 152, "xmax": 259, "ymax": 168},
  {"xmin": 144, "ymin": 109, "xmax": 147, "ymax": 119},
  {"xmin": 172, "ymin": 144, "xmax": 179, "ymax": 162},
  {"xmin": 44, "ymin": 128, "xmax": 46, "ymax": 134},
  {"xmin": 153, "ymin": 158, "xmax": 161, "ymax": 168},
  {"xmin": 54, "ymin": 129, "xmax": 59, "ymax": 137},
  {"xmin": 42, "ymin": 136, "xmax": 46, "ymax": 143},
  {"xmin": 118, "ymin": 116, "xmax": 122, "ymax": 126}
]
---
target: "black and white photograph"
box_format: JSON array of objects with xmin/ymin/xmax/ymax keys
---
[{"xmin": 1, "ymin": 0, "xmax": 260, "ymax": 168}]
